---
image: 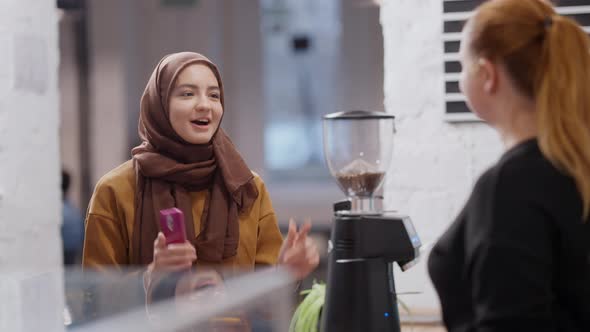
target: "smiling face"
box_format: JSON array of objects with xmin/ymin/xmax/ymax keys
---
[{"xmin": 168, "ymin": 63, "xmax": 223, "ymax": 145}]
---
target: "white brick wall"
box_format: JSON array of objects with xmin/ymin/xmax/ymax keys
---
[
  {"xmin": 380, "ymin": 0, "xmax": 503, "ymax": 316},
  {"xmin": 0, "ymin": 1, "xmax": 64, "ymax": 331}
]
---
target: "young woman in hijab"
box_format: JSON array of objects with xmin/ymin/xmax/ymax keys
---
[
  {"xmin": 82, "ymin": 52, "xmax": 319, "ymax": 287},
  {"xmin": 428, "ymin": 0, "xmax": 590, "ymax": 331}
]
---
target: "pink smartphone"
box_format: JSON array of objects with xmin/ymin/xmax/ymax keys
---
[{"xmin": 159, "ymin": 208, "xmax": 187, "ymax": 245}]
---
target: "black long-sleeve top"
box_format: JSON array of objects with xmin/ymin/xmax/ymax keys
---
[{"xmin": 428, "ymin": 139, "xmax": 590, "ymax": 332}]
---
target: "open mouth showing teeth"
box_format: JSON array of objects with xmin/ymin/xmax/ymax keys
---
[{"xmin": 192, "ymin": 119, "xmax": 210, "ymax": 126}]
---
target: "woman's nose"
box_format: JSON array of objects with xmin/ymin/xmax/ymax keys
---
[{"xmin": 194, "ymin": 93, "xmax": 211, "ymax": 111}]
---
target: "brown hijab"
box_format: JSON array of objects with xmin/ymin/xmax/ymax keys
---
[{"xmin": 131, "ymin": 52, "xmax": 258, "ymax": 265}]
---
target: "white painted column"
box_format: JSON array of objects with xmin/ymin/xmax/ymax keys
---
[{"xmin": 0, "ymin": 1, "xmax": 64, "ymax": 331}]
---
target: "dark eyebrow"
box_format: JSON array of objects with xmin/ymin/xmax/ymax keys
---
[
  {"xmin": 175, "ymin": 83, "xmax": 219, "ymax": 91},
  {"xmin": 175, "ymin": 84, "xmax": 197, "ymax": 90}
]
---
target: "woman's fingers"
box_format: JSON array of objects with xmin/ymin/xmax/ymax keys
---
[
  {"xmin": 153, "ymin": 240, "xmax": 197, "ymax": 271},
  {"xmin": 165, "ymin": 243, "xmax": 197, "ymax": 258}
]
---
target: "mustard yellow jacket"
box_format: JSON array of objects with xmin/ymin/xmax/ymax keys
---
[{"xmin": 82, "ymin": 160, "xmax": 283, "ymax": 273}]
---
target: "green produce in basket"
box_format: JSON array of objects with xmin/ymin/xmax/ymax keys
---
[{"xmin": 289, "ymin": 282, "xmax": 325, "ymax": 332}]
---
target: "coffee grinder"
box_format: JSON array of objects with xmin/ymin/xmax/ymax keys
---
[{"xmin": 320, "ymin": 110, "xmax": 421, "ymax": 332}]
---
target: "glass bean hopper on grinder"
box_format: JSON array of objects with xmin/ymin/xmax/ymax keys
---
[{"xmin": 320, "ymin": 110, "xmax": 422, "ymax": 332}]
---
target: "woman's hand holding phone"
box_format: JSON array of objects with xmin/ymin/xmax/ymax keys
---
[
  {"xmin": 149, "ymin": 232, "xmax": 197, "ymax": 273},
  {"xmin": 144, "ymin": 208, "xmax": 196, "ymax": 294}
]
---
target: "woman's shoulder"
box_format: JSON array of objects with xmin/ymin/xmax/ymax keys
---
[
  {"xmin": 250, "ymin": 171, "xmax": 272, "ymax": 195},
  {"xmin": 472, "ymin": 142, "xmax": 554, "ymax": 198},
  {"xmin": 92, "ymin": 160, "xmax": 136, "ymax": 200},
  {"xmin": 250, "ymin": 170, "xmax": 264, "ymax": 186}
]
